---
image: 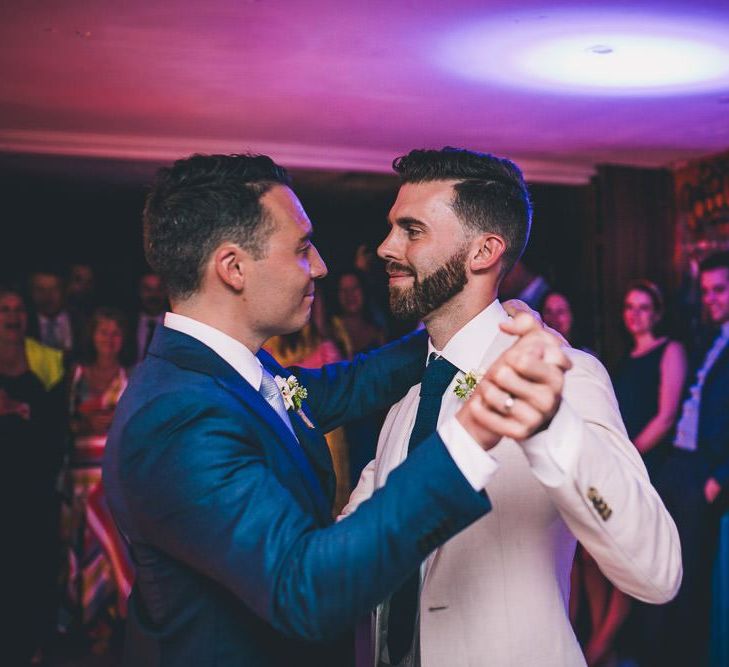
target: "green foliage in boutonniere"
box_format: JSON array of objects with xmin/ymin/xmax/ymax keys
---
[
  {"xmin": 454, "ymin": 370, "xmax": 482, "ymax": 400},
  {"xmin": 275, "ymin": 374, "xmax": 308, "ymax": 410},
  {"xmin": 274, "ymin": 374, "xmax": 314, "ymax": 428}
]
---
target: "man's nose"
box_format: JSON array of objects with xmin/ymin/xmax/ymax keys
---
[
  {"xmin": 311, "ymin": 245, "xmax": 328, "ymax": 279},
  {"xmin": 377, "ymin": 229, "xmax": 399, "ymax": 262}
]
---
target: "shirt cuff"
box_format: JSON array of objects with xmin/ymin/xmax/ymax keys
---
[
  {"xmin": 520, "ymin": 399, "xmax": 583, "ymax": 488},
  {"xmin": 437, "ymin": 416, "xmax": 499, "ymax": 491}
]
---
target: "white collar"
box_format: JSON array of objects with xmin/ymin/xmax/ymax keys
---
[
  {"xmin": 164, "ymin": 312, "xmax": 263, "ymax": 390},
  {"xmin": 427, "ymin": 299, "xmax": 507, "ymax": 372}
]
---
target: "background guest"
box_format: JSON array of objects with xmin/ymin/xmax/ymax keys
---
[
  {"xmin": 330, "ymin": 270, "xmax": 387, "ymax": 486},
  {"xmin": 575, "ymin": 281, "xmax": 686, "ymax": 666},
  {"xmin": 332, "ymin": 269, "xmax": 386, "ymax": 355},
  {"xmin": 541, "ymin": 290, "xmax": 594, "ymax": 353},
  {"xmin": 66, "ymin": 263, "xmax": 97, "ymax": 321},
  {"xmin": 613, "ymin": 280, "xmax": 688, "ymax": 477},
  {"xmin": 27, "ymin": 268, "xmax": 80, "ymax": 358},
  {"xmin": 129, "ymin": 271, "xmax": 167, "ymax": 364},
  {"xmin": 265, "ymin": 284, "xmax": 343, "ymax": 368},
  {"xmin": 644, "ymin": 252, "xmax": 729, "ymax": 667},
  {"xmin": 0, "ymin": 286, "xmax": 66, "ymax": 665},
  {"xmin": 59, "ymin": 307, "xmax": 132, "ymax": 652}
]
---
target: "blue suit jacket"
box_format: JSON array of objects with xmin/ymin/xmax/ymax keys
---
[
  {"xmin": 695, "ymin": 340, "xmax": 729, "ymax": 486},
  {"xmin": 103, "ymin": 326, "xmax": 491, "ymax": 666}
]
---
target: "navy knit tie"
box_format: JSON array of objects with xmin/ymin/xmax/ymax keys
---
[{"xmin": 387, "ymin": 353, "xmax": 460, "ymax": 664}]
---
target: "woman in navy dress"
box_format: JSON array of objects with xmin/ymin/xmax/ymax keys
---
[{"xmin": 613, "ymin": 280, "xmax": 687, "ymax": 478}]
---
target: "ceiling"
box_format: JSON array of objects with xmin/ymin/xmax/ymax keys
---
[{"xmin": 1, "ymin": 0, "xmax": 728, "ymax": 184}]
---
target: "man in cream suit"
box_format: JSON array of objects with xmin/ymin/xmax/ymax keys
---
[{"xmin": 342, "ymin": 148, "xmax": 682, "ymax": 667}]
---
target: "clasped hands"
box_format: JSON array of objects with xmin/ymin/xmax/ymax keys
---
[{"xmin": 456, "ymin": 310, "xmax": 571, "ymax": 450}]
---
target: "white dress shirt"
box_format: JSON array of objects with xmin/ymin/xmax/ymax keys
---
[
  {"xmin": 164, "ymin": 312, "xmax": 265, "ymax": 390},
  {"xmin": 38, "ymin": 311, "xmax": 73, "ymax": 352},
  {"xmin": 674, "ymin": 320, "xmax": 729, "ymax": 451}
]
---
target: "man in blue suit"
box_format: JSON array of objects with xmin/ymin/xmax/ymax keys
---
[
  {"xmin": 103, "ymin": 153, "xmax": 569, "ymax": 666},
  {"xmin": 641, "ymin": 251, "xmax": 729, "ymax": 666}
]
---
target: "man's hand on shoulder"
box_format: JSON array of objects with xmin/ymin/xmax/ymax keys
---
[{"xmin": 455, "ymin": 312, "xmax": 571, "ymax": 449}]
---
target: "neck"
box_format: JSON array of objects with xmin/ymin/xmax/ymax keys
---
[
  {"xmin": 632, "ymin": 331, "xmax": 658, "ymax": 353},
  {"xmin": 94, "ymin": 354, "xmax": 119, "ymax": 370},
  {"xmin": 174, "ymin": 295, "xmax": 264, "ymax": 353},
  {"xmin": 424, "ymin": 285, "xmax": 497, "ymax": 350}
]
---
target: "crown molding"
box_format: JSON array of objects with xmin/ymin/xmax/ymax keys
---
[{"xmin": 0, "ymin": 129, "xmax": 596, "ymax": 185}]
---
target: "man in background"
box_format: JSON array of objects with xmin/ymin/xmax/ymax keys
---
[
  {"xmin": 644, "ymin": 250, "xmax": 729, "ymax": 666},
  {"xmin": 27, "ymin": 268, "xmax": 78, "ymax": 357},
  {"xmin": 129, "ymin": 270, "xmax": 167, "ymax": 364}
]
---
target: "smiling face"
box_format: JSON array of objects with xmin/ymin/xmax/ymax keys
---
[
  {"xmin": 378, "ymin": 180, "xmax": 472, "ymax": 321},
  {"xmin": 623, "ymin": 288, "xmax": 659, "ymax": 337},
  {"xmin": 244, "ymin": 185, "xmax": 327, "ymax": 339},
  {"xmin": 92, "ymin": 317, "xmax": 124, "ymax": 360},
  {"xmin": 701, "ymin": 267, "xmax": 729, "ymax": 326},
  {"xmin": 0, "ymin": 292, "xmax": 27, "ymax": 345},
  {"xmin": 542, "ymin": 293, "xmax": 573, "ymax": 340}
]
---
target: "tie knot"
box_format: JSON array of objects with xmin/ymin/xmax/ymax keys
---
[{"xmin": 420, "ymin": 354, "xmax": 459, "ymax": 397}]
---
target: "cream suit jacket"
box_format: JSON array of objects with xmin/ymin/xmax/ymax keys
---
[{"xmin": 342, "ymin": 308, "xmax": 682, "ymax": 667}]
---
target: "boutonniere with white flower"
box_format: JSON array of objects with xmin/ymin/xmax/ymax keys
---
[
  {"xmin": 275, "ymin": 374, "xmax": 315, "ymax": 428},
  {"xmin": 453, "ymin": 370, "xmax": 483, "ymax": 400}
]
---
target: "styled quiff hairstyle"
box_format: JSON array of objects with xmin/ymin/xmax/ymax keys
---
[
  {"xmin": 143, "ymin": 153, "xmax": 291, "ymax": 300},
  {"xmin": 392, "ymin": 147, "xmax": 532, "ymax": 273}
]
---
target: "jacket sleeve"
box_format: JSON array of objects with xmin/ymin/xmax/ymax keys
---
[
  {"xmin": 119, "ymin": 390, "xmax": 490, "ymax": 642},
  {"xmin": 520, "ymin": 348, "xmax": 682, "ymax": 603},
  {"xmin": 284, "ymin": 330, "xmax": 428, "ymax": 433}
]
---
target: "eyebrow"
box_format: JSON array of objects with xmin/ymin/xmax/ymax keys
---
[{"xmin": 388, "ymin": 215, "xmax": 427, "ymax": 229}]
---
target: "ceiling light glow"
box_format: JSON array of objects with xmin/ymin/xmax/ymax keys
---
[{"xmin": 440, "ymin": 10, "xmax": 729, "ymax": 96}]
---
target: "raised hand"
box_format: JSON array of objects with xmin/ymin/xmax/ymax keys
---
[{"xmin": 456, "ymin": 312, "xmax": 571, "ymax": 448}]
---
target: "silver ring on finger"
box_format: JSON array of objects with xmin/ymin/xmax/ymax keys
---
[{"xmin": 503, "ymin": 393, "xmax": 515, "ymax": 413}]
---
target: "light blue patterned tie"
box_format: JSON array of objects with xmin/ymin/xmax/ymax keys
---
[{"xmin": 259, "ymin": 369, "xmax": 297, "ymax": 438}]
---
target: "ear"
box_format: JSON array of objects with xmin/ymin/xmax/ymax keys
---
[
  {"xmin": 470, "ymin": 233, "xmax": 506, "ymax": 273},
  {"xmin": 212, "ymin": 243, "xmax": 248, "ymax": 292}
]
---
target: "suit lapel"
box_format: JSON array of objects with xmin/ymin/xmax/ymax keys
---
[
  {"xmin": 704, "ymin": 337, "xmax": 729, "ymax": 387},
  {"xmin": 256, "ymin": 356, "xmax": 336, "ymax": 510},
  {"xmin": 217, "ymin": 372, "xmax": 332, "ymax": 521},
  {"xmin": 148, "ymin": 327, "xmax": 331, "ymax": 522},
  {"xmin": 289, "ymin": 404, "xmax": 337, "ymax": 505},
  {"xmin": 424, "ymin": 323, "xmax": 517, "ymax": 588}
]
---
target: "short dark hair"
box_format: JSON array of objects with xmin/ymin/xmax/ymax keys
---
[
  {"xmin": 392, "ymin": 147, "xmax": 532, "ymax": 273},
  {"xmin": 143, "ymin": 153, "xmax": 291, "ymax": 300},
  {"xmin": 699, "ymin": 251, "xmax": 729, "ymax": 275}
]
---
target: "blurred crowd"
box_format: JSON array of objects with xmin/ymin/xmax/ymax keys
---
[{"xmin": 3, "ymin": 246, "xmax": 729, "ymax": 666}]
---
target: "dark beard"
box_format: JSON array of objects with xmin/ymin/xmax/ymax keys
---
[{"xmin": 389, "ymin": 246, "xmax": 469, "ymax": 321}]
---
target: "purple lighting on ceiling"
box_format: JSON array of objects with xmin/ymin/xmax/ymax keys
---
[{"xmin": 439, "ymin": 8, "xmax": 729, "ymax": 97}]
